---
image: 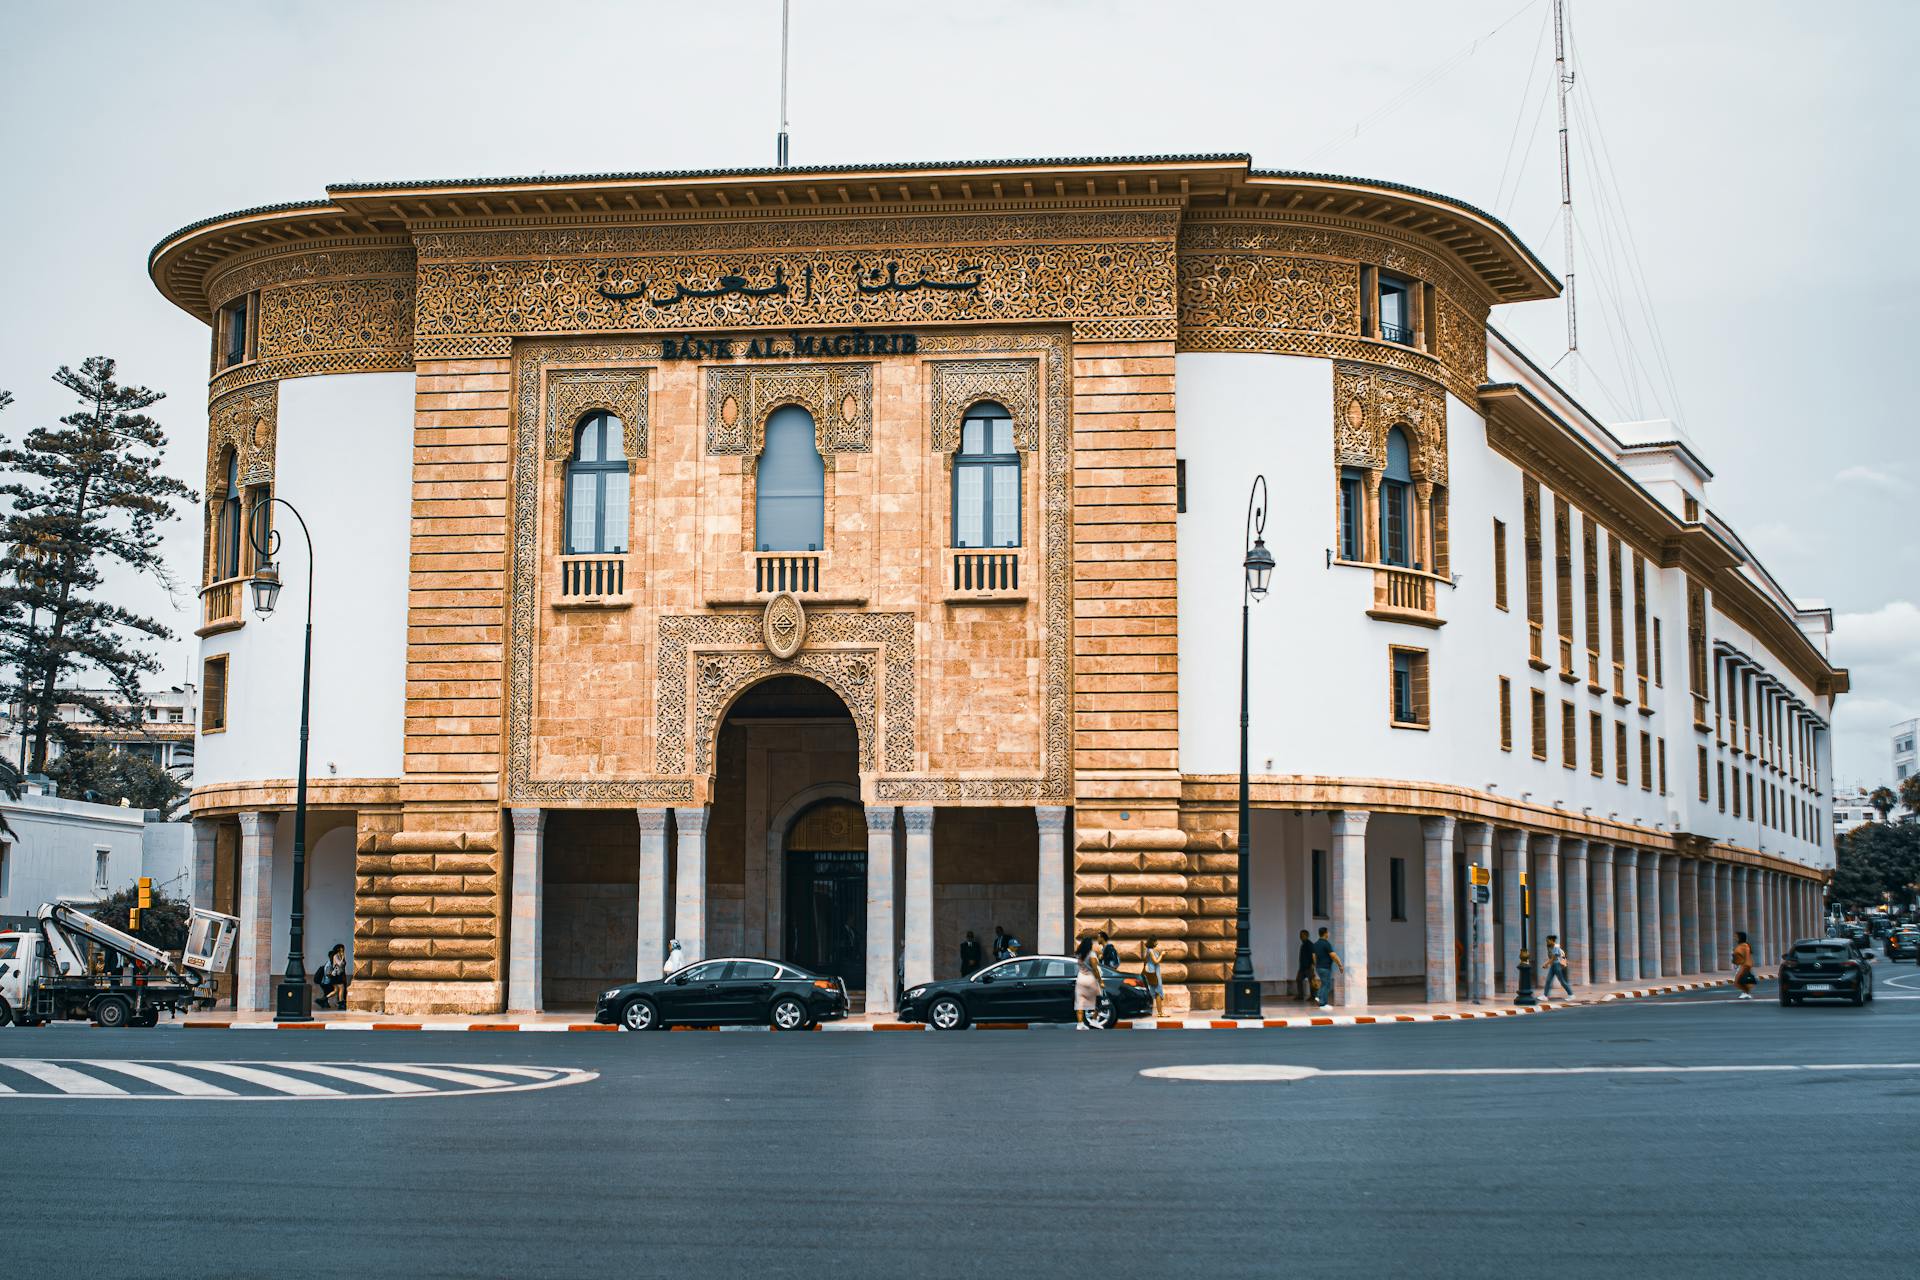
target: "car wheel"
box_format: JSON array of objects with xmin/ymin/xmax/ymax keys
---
[
  {"xmin": 0, "ymin": 998, "xmax": 12, "ymax": 1027},
  {"xmin": 1850, "ymin": 986, "xmax": 1865, "ymax": 1007},
  {"xmin": 1778, "ymin": 988, "xmax": 1791, "ymax": 1006},
  {"xmin": 1085, "ymin": 1004, "xmax": 1115, "ymax": 1030},
  {"xmin": 770, "ymin": 996, "xmax": 808, "ymax": 1030},
  {"xmin": 93, "ymin": 996, "xmax": 131, "ymax": 1028},
  {"xmin": 621, "ymin": 997, "xmax": 659, "ymax": 1031},
  {"xmin": 929, "ymin": 996, "xmax": 968, "ymax": 1031}
]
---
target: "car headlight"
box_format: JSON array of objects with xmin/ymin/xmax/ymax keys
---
[
  {"xmin": 906, "ymin": 986, "xmax": 927, "ymax": 1001},
  {"xmin": 602, "ymin": 989, "xmax": 622, "ymax": 1001}
]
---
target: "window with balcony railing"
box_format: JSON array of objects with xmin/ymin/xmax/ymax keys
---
[{"xmin": 1377, "ymin": 274, "xmax": 1413, "ymax": 346}]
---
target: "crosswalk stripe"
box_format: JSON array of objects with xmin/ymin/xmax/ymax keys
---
[
  {"xmin": 78, "ymin": 1060, "xmax": 236, "ymax": 1097},
  {"xmin": 274, "ymin": 1063, "xmax": 431, "ymax": 1094},
  {"xmin": 187, "ymin": 1062, "xmax": 343, "ymax": 1096},
  {"xmin": 5, "ymin": 1060, "xmax": 126, "ymax": 1095},
  {"xmin": 372, "ymin": 1064, "xmax": 517, "ymax": 1088},
  {"xmin": 450, "ymin": 1064, "xmax": 557, "ymax": 1080}
]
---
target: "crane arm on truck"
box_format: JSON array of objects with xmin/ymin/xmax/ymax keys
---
[{"xmin": 40, "ymin": 903, "xmax": 192, "ymax": 979}]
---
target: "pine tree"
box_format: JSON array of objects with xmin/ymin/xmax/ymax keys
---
[{"xmin": 0, "ymin": 358, "xmax": 196, "ymax": 773}]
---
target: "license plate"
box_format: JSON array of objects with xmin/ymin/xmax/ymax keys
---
[{"xmin": 1807, "ymin": 984, "xmax": 1831, "ymax": 991}]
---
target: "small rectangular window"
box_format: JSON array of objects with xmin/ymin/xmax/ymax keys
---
[
  {"xmin": 1718, "ymin": 760, "xmax": 1727, "ymax": 812},
  {"xmin": 1698, "ymin": 746, "xmax": 1711, "ymax": 801},
  {"xmin": 1492, "ymin": 518, "xmax": 1508, "ymax": 610},
  {"xmin": 1532, "ymin": 688, "xmax": 1548, "ymax": 760},
  {"xmin": 1641, "ymin": 731, "xmax": 1654, "ymax": 792},
  {"xmin": 94, "ymin": 847, "xmax": 110, "ymax": 891},
  {"xmin": 1733, "ymin": 765, "xmax": 1743, "ymax": 816},
  {"xmin": 1377, "ymin": 274, "xmax": 1413, "ymax": 344},
  {"xmin": 1175, "ymin": 458, "xmax": 1187, "ymax": 514},
  {"xmin": 1499, "ymin": 676, "xmax": 1513, "ymax": 752},
  {"xmin": 1390, "ymin": 647, "xmax": 1429, "ymax": 728},
  {"xmin": 1312, "ymin": 849, "xmax": 1328, "ymax": 919},
  {"xmin": 219, "ymin": 296, "xmax": 250, "ymax": 369},
  {"xmin": 202, "ymin": 655, "xmax": 228, "ymax": 733},
  {"xmin": 1683, "ymin": 494, "xmax": 1700, "ymax": 522},
  {"xmin": 1339, "ymin": 470, "xmax": 1364, "ymax": 561},
  {"xmin": 1658, "ymin": 736, "xmax": 1668, "ymax": 796},
  {"xmin": 1561, "ymin": 700, "xmax": 1577, "ymax": 769},
  {"xmin": 1590, "ymin": 711, "xmax": 1605, "ymax": 777},
  {"xmin": 1653, "ymin": 618, "xmax": 1665, "ymax": 686},
  {"xmin": 1389, "ymin": 857, "xmax": 1408, "ymax": 921},
  {"xmin": 1616, "ymin": 722, "xmax": 1629, "ymax": 784}
]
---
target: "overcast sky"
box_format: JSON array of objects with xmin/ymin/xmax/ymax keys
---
[{"xmin": 0, "ymin": 0, "xmax": 1911, "ymax": 787}]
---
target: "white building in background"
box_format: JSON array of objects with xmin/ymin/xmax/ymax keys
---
[
  {"xmin": 1832, "ymin": 786, "xmax": 1881, "ymax": 838},
  {"xmin": 1894, "ymin": 718, "xmax": 1917, "ymax": 785},
  {"xmin": 0, "ymin": 783, "xmax": 191, "ymax": 931},
  {"xmin": 0, "ymin": 683, "xmax": 199, "ymax": 782}
]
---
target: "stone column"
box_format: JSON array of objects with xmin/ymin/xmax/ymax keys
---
[
  {"xmin": 635, "ymin": 808, "xmax": 671, "ymax": 981},
  {"xmin": 1614, "ymin": 848, "xmax": 1639, "ymax": 982},
  {"xmin": 1463, "ymin": 823, "xmax": 1495, "ymax": 1003},
  {"xmin": 1330, "ymin": 810, "xmax": 1370, "ymax": 1008},
  {"xmin": 902, "ymin": 806, "xmax": 935, "ymax": 990},
  {"xmin": 1728, "ymin": 859, "xmax": 1743, "ymax": 971},
  {"xmin": 191, "ymin": 818, "xmax": 219, "ymax": 911},
  {"xmin": 235, "ymin": 810, "xmax": 277, "ymax": 1012},
  {"xmin": 1562, "ymin": 838, "xmax": 1589, "ymax": 988},
  {"xmin": 1035, "ymin": 806, "xmax": 1068, "ymax": 956},
  {"xmin": 672, "ymin": 806, "xmax": 709, "ymax": 964},
  {"xmin": 1588, "ymin": 843, "xmax": 1615, "ymax": 987},
  {"xmin": 1499, "ymin": 828, "xmax": 1528, "ymax": 992},
  {"xmin": 506, "ymin": 808, "xmax": 545, "ymax": 1013},
  {"xmin": 1699, "ymin": 861, "xmax": 1719, "ymax": 971},
  {"xmin": 1732, "ymin": 864, "xmax": 1750, "ymax": 958},
  {"xmin": 1679, "ymin": 858, "xmax": 1701, "ymax": 975},
  {"xmin": 1531, "ymin": 833, "xmax": 1562, "ymax": 971},
  {"xmin": 1659, "ymin": 853, "xmax": 1681, "ymax": 977},
  {"xmin": 864, "ymin": 805, "xmax": 897, "ymax": 1015},
  {"xmin": 1420, "ymin": 815, "xmax": 1456, "ymax": 1004},
  {"xmin": 1638, "ymin": 851, "xmax": 1661, "ymax": 979}
]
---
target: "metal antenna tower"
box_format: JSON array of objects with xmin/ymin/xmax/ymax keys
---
[
  {"xmin": 1554, "ymin": 0, "xmax": 1577, "ymax": 384},
  {"xmin": 777, "ymin": 0, "xmax": 791, "ymax": 167}
]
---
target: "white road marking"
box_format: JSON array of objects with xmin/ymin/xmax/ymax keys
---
[
  {"xmin": 186, "ymin": 1062, "xmax": 345, "ymax": 1096},
  {"xmin": 1142, "ymin": 1062, "xmax": 1920, "ymax": 1082},
  {"xmin": 369, "ymin": 1064, "xmax": 516, "ymax": 1088},
  {"xmin": 275, "ymin": 1063, "xmax": 432, "ymax": 1093},
  {"xmin": 5, "ymin": 1060, "xmax": 127, "ymax": 1095},
  {"xmin": 80, "ymin": 1060, "xmax": 235, "ymax": 1097}
]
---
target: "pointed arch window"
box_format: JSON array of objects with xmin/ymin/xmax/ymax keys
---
[
  {"xmin": 564, "ymin": 412, "xmax": 629, "ymax": 554},
  {"xmin": 1380, "ymin": 427, "xmax": 1413, "ymax": 567},
  {"xmin": 755, "ymin": 405, "xmax": 824, "ymax": 552},
  {"xmin": 214, "ymin": 449, "xmax": 243, "ymax": 580},
  {"xmin": 952, "ymin": 401, "xmax": 1020, "ymax": 548}
]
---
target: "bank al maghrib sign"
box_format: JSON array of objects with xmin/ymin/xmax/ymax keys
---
[{"xmin": 660, "ymin": 332, "xmax": 920, "ymax": 361}]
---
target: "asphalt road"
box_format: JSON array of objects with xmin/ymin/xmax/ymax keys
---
[{"xmin": 5, "ymin": 969, "xmax": 1918, "ymax": 1280}]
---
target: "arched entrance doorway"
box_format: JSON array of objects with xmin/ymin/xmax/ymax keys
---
[
  {"xmin": 783, "ymin": 799, "xmax": 867, "ymax": 988},
  {"xmin": 709, "ymin": 675, "xmax": 864, "ymax": 984}
]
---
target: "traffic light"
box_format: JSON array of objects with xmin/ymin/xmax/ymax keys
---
[
  {"xmin": 138, "ymin": 877, "xmax": 152, "ymax": 909},
  {"xmin": 128, "ymin": 908, "xmax": 141, "ymax": 931}
]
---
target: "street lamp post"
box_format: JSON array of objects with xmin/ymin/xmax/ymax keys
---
[
  {"xmin": 1514, "ymin": 870, "xmax": 1537, "ymax": 1006},
  {"xmin": 247, "ymin": 497, "xmax": 316, "ymax": 1023},
  {"xmin": 1227, "ymin": 476, "xmax": 1275, "ymax": 1020}
]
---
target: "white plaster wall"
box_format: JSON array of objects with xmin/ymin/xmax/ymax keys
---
[
  {"xmin": 196, "ymin": 372, "xmax": 414, "ymax": 786},
  {"xmin": 268, "ymin": 820, "xmax": 357, "ymax": 977},
  {"xmin": 0, "ymin": 794, "xmax": 146, "ymax": 922}
]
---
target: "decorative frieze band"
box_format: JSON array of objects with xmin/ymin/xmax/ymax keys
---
[
  {"xmin": 927, "ymin": 359, "xmax": 1041, "ymax": 453},
  {"xmin": 545, "ymin": 368, "xmax": 649, "ymax": 459},
  {"xmin": 704, "ymin": 363, "xmax": 874, "ymax": 455}
]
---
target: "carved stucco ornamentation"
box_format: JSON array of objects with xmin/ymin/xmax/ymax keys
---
[
  {"xmin": 658, "ymin": 610, "xmax": 914, "ymax": 776},
  {"xmin": 208, "ymin": 250, "xmax": 417, "ymax": 400},
  {"xmin": 206, "ymin": 383, "xmax": 277, "ymax": 492},
  {"xmin": 705, "ymin": 364, "xmax": 873, "ymax": 455},
  {"xmin": 205, "ymin": 242, "xmax": 415, "ymax": 310},
  {"xmin": 927, "ymin": 359, "xmax": 1041, "ymax": 453},
  {"xmin": 763, "ymin": 592, "xmax": 805, "ymax": 659},
  {"xmin": 545, "ymin": 368, "xmax": 648, "ymax": 459},
  {"xmin": 1332, "ymin": 360, "xmax": 1448, "ymax": 484}
]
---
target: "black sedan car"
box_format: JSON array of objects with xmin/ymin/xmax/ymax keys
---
[
  {"xmin": 595, "ymin": 957, "xmax": 850, "ymax": 1030},
  {"xmin": 1885, "ymin": 928, "xmax": 1918, "ymax": 962},
  {"xmin": 897, "ymin": 955, "xmax": 1154, "ymax": 1029},
  {"xmin": 1778, "ymin": 938, "xmax": 1874, "ymax": 1006}
]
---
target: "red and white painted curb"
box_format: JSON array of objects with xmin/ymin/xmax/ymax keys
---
[{"xmin": 12, "ymin": 979, "xmax": 1735, "ymax": 1033}]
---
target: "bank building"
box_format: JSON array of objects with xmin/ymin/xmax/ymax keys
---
[{"xmin": 150, "ymin": 154, "xmax": 1845, "ymax": 1016}]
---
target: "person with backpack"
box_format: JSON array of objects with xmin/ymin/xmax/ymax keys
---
[
  {"xmin": 314, "ymin": 944, "xmax": 349, "ymax": 1010},
  {"xmin": 1733, "ymin": 931, "xmax": 1755, "ymax": 999},
  {"xmin": 1098, "ymin": 931, "xmax": 1119, "ymax": 969},
  {"xmin": 1542, "ymin": 934, "xmax": 1573, "ymax": 998}
]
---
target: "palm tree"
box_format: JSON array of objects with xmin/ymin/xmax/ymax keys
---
[
  {"xmin": 1869, "ymin": 785, "xmax": 1898, "ymax": 821},
  {"xmin": 1900, "ymin": 774, "xmax": 1920, "ymax": 819}
]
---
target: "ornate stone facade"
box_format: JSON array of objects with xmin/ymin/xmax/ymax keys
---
[
  {"xmin": 1333, "ymin": 359, "xmax": 1449, "ymax": 482},
  {"xmin": 705, "ymin": 363, "xmax": 874, "ymax": 455}
]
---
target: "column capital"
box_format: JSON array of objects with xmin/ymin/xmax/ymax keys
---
[
  {"xmin": 1496, "ymin": 826, "xmax": 1528, "ymax": 855},
  {"xmin": 1560, "ymin": 836, "xmax": 1588, "ymax": 859},
  {"xmin": 634, "ymin": 806, "xmax": 670, "ymax": 833},
  {"xmin": 1330, "ymin": 809, "xmax": 1371, "ymax": 835},
  {"xmin": 236, "ymin": 810, "xmax": 276, "ymax": 837},
  {"xmin": 1615, "ymin": 846, "xmax": 1640, "ymax": 868},
  {"xmin": 1588, "ymin": 841, "xmax": 1614, "ymax": 866},
  {"xmin": 864, "ymin": 804, "xmax": 896, "ymax": 835},
  {"xmin": 902, "ymin": 805, "xmax": 935, "ymax": 834},
  {"xmin": 192, "ymin": 818, "xmax": 220, "ymax": 848},
  {"xmin": 1418, "ymin": 814, "xmax": 1456, "ymax": 841},
  {"xmin": 509, "ymin": 806, "xmax": 546, "ymax": 839},
  {"xmin": 1034, "ymin": 805, "xmax": 1069, "ymax": 835},
  {"xmin": 672, "ymin": 805, "xmax": 710, "ymax": 835},
  {"xmin": 1528, "ymin": 831, "xmax": 1560, "ymax": 855}
]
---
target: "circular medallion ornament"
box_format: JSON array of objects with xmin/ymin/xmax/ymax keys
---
[{"xmin": 763, "ymin": 591, "xmax": 806, "ymax": 659}]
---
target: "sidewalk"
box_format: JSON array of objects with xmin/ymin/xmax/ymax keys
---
[{"xmin": 22, "ymin": 974, "xmax": 1735, "ymax": 1033}]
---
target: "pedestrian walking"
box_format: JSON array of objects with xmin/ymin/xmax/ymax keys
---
[
  {"xmin": 992, "ymin": 926, "xmax": 1012, "ymax": 962},
  {"xmin": 663, "ymin": 937, "xmax": 684, "ymax": 978},
  {"xmin": 1312, "ymin": 926, "xmax": 1344, "ymax": 1008},
  {"xmin": 959, "ymin": 930, "xmax": 982, "ymax": 976},
  {"xmin": 1142, "ymin": 938, "xmax": 1167, "ymax": 1016},
  {"xmin": 1098, "ymin": 930, "xmax": 1119, "ymax": 969},
  {"xmin": 1542, "ymin": 934, "xmax": 1573, "ymax": 998},
  {"xmin": 1295, "ymin": 929, "xmax": 1316, "ymax": 1001},
  {"xmin": 314, "ymin": 944, "xmax": 350, "ymax": 1009},
  {"xmin": 1074, "ymin": 936, "xmax": 1104, "ymax": 1029},
  {"xmin": 1733, "ymin": 931, "xmax": 1755, "ymax": 999}
]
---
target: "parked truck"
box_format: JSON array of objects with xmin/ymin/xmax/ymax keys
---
[{"xmin": 0, "ymin": 901, "xmax": 239, "ymax": 1027}]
